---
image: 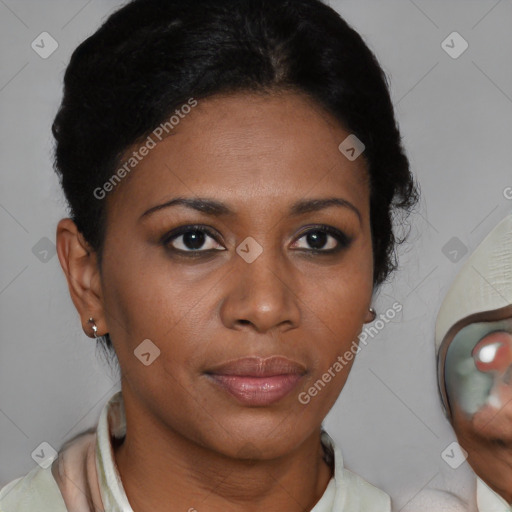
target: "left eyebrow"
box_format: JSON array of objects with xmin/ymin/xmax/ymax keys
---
[
  {"xmin": 139, "ymin": 196, "xmax": 361, "ymax": 225},
  {"xmin": 289, "ymin": 198, "xmax": 361, "ymax": 225}
]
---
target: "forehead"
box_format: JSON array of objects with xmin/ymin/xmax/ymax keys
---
[{"xmin": 106, "ymin": 90, "xmax": 370, "ymax": 220}]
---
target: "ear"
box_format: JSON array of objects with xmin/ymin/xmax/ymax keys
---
[{"xmin": 56, "ymin": 218, "xmax": 107, "ymax": 337}]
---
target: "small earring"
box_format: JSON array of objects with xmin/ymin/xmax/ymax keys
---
[
  {"xmin": 367, "ymin": 307, "xmax": 376, "ymax": 323},
  {"xmin": 87, "ymin": 317, "xmax": 99, "ymax": 338}
]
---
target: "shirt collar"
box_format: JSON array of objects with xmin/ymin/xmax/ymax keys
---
[
  {"xmin": 95, "ymin": 391, "xmax": 132, "ymax": 511},
  {"xmin": 477, "ymin": 477, "xmax": 512, "ymax": 512}
]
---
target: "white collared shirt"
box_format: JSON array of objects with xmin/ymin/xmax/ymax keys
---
[
  {"xmin": 477, "ymin": 477, "xmax": 512, "ymax": 512},
  {"xmin": 0, "ymin": 391, "xmax": 390, "ymax": 511}
]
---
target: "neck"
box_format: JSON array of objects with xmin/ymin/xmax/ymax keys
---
[{"xmin": 113, "ymin": 393, "xmax": 333, "ymax": 512}]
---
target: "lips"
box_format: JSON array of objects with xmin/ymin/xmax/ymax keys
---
[
  {"xmin": 206, "ymin": 356, "xmax": 307, "ymax": 377},
  {"xmin": 205, "ymin": 356, "xmax": 307, "ymax": 406}
]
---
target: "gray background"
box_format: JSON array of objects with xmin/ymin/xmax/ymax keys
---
[{"xmin": 1, "ymin": 0, "xmax": 511, "ymax": 510}]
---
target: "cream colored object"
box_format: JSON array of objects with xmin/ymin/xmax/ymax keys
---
[
  {"xmin": 404, "ymin": 488, "xmax": 469, "ymax": 511},
  {"xmin": 0, "ymin": 391, "xmax": 390, "ymax": 512},
  {"xmin": 405, "ymin": 479, "xmax": 512, "ymax": 512},
  {"xmin": 435, "ymin": 212, "xmax": 512, "ymax": 354},
  {"xmin": 476, "ymin": 478, "xmax": 512, "ymax": 512}
]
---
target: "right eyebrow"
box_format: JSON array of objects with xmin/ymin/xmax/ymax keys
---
[{"xmin": 139, "ymin": 197, "xmax": 233, "ymax": 222}]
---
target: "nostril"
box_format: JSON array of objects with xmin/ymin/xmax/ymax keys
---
[{"xmin": 472, "ymin": 331, "xmax": 512, "ymax": 373}]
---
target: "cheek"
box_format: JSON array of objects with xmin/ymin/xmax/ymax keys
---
[
  {"xmin": 98, "ymin": 247, "xmax": 199, "ymax": 364},
  {"xmin": 302, "ymin": 229, "xmax": 373, "ymax": 308},
  {"xmin": 100, "ymin": 256, "xmax": 207, "ymax": 403},
  {"xmin": 297, "ymin": 276, "xmax": 369, "ymax": 404},
  {"xmin": 304, "ymin": 267, "xmax": 372, "ymax": 337}
]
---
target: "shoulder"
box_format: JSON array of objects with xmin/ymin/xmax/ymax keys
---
[
  {"xmin": 0, "ymin": 466, "xmax": 67, "ymax": 512},
  {"xmin": 0, "ymin": 428, "xmax": 98, "ymax": 512}
]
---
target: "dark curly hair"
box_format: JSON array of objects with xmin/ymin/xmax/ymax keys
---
[{"xmin": 52, "ymin": 0, "xmax": 419, "ymax": 363}]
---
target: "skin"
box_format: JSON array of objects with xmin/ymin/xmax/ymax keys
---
[
  {"xmin": 448, "ymin": 323, "xmax": 512, "ymax": 504},
  {"xmin": 56, "ymin": 90, "xmax": 375, "ymax": 512},
  {"xmin": 452, "ymin": 403, "xmax": 512, "ymax": 503}
]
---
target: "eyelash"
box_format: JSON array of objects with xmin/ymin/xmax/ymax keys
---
[{"xmin": 161, "ymin": 224, "xmax": 352, "ymax": 257}]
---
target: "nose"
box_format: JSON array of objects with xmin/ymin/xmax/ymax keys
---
[
  {"xmin": 219, "ymin": 251, "xmax": 301, "ymax": 334},
  {"xmin": 472, "ymin": 331, "xmax": 512, "ymax": 373}
]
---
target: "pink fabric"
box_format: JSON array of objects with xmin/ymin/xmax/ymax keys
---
[{"xmin": 51, "ymin": 429, "xmax": 105, "ymax": 512}]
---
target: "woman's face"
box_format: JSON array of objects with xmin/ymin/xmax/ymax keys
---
[{"xmin": 92, "ymin": 91, "xmax": 373, "ymax": 459}]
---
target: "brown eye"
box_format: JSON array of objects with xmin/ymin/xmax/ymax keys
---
[
  {"xmin": 163, "ymin": 226, "xmax": 225, "ymax": 253},
  {"xmin": 291, "ymin": 226, "xmax": 352, "ymax": 253}
]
